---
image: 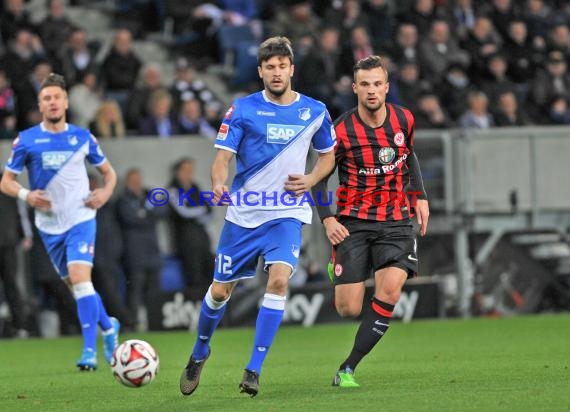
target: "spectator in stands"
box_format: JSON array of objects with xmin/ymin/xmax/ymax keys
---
[
  {"xmin": 218, "ymin": 0, "xmax": 262, "ymax": 39},
  {"xmin": 100, "ymin": 29, "xmax": 142, "ymax": 112},
  {"xmin": 204, "ymin": 101, "xmax": 223, "ymax": 129},
  {"xmin": 296, "ymin": 27, "xmax": 345, "ymax": 118},
  {"xmin": 362, "ymin": 0, "xmax": 395, "ymax": 48},
  {"xmin": 0, "ymin": 170, "xmax": 32, "ymax": 338},
  {"xmin": 69, "ymin": 71, "xmax": 102, "ymax": 128},
  {"xmin": 339, "ymin": 25, "xmax": 375, "ymax": 77},
  {"xmin": 389, "ymin": 23, "xmax": 419, "ymax": 66},
  {"xmin": 167, "ymin": 157, "xmax": 213, "ymax": 296},
  {"xmin": 269, "ymin": 0, "xmax": 321, "ymax": 56},
  {"xmin": 505, "ymin": 20, "xmax": 539, "ymax": 89},
  {"xmin": 450, "ymin": 0, "xmax": 478, "ymax": 40},
  {"xmin": 395, "ymin": 60, "xmax": 424, "ymax": 114},
  {"xmin": 399, "ymin": 0, "xmax": 445, "ymax": 36},
  {"xmin": 2, "ymin": 29, "xmax": 46, "ymax": 89},
  {"xmin": 415, "ymin": 90, "xmax": 454, "ymax": 129},
  {"xmin": 177, "ymin": 97, "xmax": 217, "ymax": 139},
  {"xmin": 486, "ymin": 0, "xmax": 522, "ymax": 41},
  {"xmin": 13, "ymin": 60, "xmax": 51, "ymax": 130},
  {"xmin": 524, "ymin": 0, "xmax": 552, "ymax": 48},
  {"xmin": 493, "ymin": 90, "xmax": 531, "ymax": 126},
  {"xmin": 61, "ymin": 28, "xmax": 97, "ymax": 87},
  {"xmin": 116, "ymin": 168, "xmax": 162, "ymax": 331},
  {"xmin": 89, "ymin": 100, "xmax": 126, "ymax": 139},
  {"xmin": 126, "ymin": 64, "xmax": 166, "ymax": 130},
  {"xmin": 547, "ymin": 22, "xmax": 570, "ymax": 62},
  {"xmin": 0, "ymin": 0, "xmax": 35, "ymax": 44},
  {"xmin": 39, "ymin": 0, "xmax": 76, "ymax": 69},
  {"xmin": 529, "ymin": 50, "xmax": 570, "ymax": 118},
  {"xmin": 548, "ymin": 95, "xmax": 570, "ymax": 124},
  {"xmin": 419, "ymin": 19, "xmax": 470, "ymax": 83},
  {"xmin": 88, "ymin": 174, "xmax": 133, "ymax": 331},
  {"xmin": 459, "ymin": 91, "xmax": 495, "ymax": 129},
  {"xmin": 170, "ymin": 57, "xmax": 218, "ymax": 115},
  {"xmin": 461, "ymin": 15, "xmax": 502, "ymax": 85},
  {"xmin": 439, "ymin": 62, "xmax": 473, "ymax": 121},
  {"xmin": 138, "ymin": 89, "xmax": 179, "ymax": 137},
  {"xmin": 324, "ymin": 0, "xmax": 368, "ymax": 43},
  {"xmin": 480, "ymin": 53, "xmax": 515, "ymax": 111},
  {"xmin": 0, "ymin": 68, "xmax": 17, "ymax": 140}
]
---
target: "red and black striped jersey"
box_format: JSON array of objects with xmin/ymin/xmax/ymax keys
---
[{"xmin": 334, "ymin": 103, "xmax": 416, "ymax": 222}]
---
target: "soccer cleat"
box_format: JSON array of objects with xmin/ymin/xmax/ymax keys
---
[
  {"xmin": 103, "ymin": 317, "xmax": 120, "ymax": 364},
  {"xmin": 239, "ymin": 369, "xmax": 260, "ymax": 397},
  {"xmin": 180, "ymin": 348, "xmax": 210, "ymax": 396},
  {"xmin": 77, "ymin": 349, "xmax": 97, "ymax": 371},
  {"xmin": 332, "ymin": 367, "xmax": 360, "ymax": 387}
]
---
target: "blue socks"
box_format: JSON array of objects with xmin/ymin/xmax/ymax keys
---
[
  {"xmin": 95, "ymin": 292, "xmax": 113, "ymax": 331},
  {"xmin": 192, "ymin": 286, "xmax": 229, "ymax": 360},
  {"xmin": 73, "ymin": 282, "xmax": 99, "ymax": 352},
  {"xmin": 246, "ymin": 293, "xmax": 286, "ymax": 374}
]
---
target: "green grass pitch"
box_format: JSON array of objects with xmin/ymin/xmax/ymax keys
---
[{"xmin": 0, "ymin": 314, "xmax": 568, "ymax": 412}]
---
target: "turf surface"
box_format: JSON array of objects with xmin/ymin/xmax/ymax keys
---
[{"xmin": 0, "ymin": 314, "xmax": 568, "ymax": 411}]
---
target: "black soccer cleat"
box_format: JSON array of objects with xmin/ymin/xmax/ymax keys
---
[
  {"xmin": 239, "ymin": 369, "xmax": 260, "ymax": 397},
  {"xmin": 179, "ymin": 348, "xmax": 210, "ymax": 396}
]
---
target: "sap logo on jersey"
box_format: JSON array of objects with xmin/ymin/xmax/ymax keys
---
[
  {"xmin": 266, "ymin": 124, "xmax": 304, "ymax": 144},
  {"xmin": 42, "ymin": 151, "xmax": 73, "ymax": 170}
]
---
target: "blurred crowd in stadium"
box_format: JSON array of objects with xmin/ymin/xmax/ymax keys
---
[
  {"xmin": 1, "ymin": 0, "xmax": 570, "ymax": 337},
  {"xmin": 1, "ymin": 0, "xmax": 570, "ymax": 141}
]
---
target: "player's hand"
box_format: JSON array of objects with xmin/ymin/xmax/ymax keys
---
[
  {"xmin": 323, "ymin": 216, "xmax": 349, "ymax": 245},
  {"xmin": 21, "ymin": 237, "xmax": 33, "ymax": 251},
  {"xmin": 284, "ymin": 174, "xmax": 314, "ymax": 197},
  {"xmin": 415, "ymin": 199, "xmax": 430, "ymax": 236},
  {"xmin": 27, "ymin": 190, "xmax": 52, "ymax": 211},
  {"xmin": 213, "ymin": 184, "xmax": 230, "ymax": 205},
  {"xmin": 84, "ymin": 188, "xmax": 111, "ymax": 209}
]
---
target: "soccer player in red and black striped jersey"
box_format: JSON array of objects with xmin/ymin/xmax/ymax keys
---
[{"xmin": 313, "ymin": 55, "xmax": 430, "ymax": 387}]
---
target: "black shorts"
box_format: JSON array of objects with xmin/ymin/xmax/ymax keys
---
[{"xmin": 331, "ymin": 216, "xmax": 418, "ymax": 285}]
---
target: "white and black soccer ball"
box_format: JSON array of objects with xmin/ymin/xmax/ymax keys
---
[{"xmin": 111, "ymin": 339, "xmax": 159, "ymax": 388}]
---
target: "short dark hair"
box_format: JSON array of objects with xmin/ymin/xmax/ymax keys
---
[
  {"xmin": 353, "ymin": 55, "xmax": 389, "ymax": 81},
  {"xmin": 40, "ymin": 73, "xmax": 67, "ymax": 92},
  {"xmin": 257, "ymin": 36, "xmax": 294, "ymax": 65}
]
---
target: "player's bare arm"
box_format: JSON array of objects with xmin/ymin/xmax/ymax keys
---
[
  {"xmin": 284, "ymin": 150, "xmax": 335, "ymax": 197},
  {"xmin": 415, "ymin": 199, "xmax": 429, "ymax": 236},
  {"xmin": 0, "ymin": 169, "xmax": 52, "ymax": 210},
  {"xmin": 323, "ymin": 216, "xmax": 350, "ymax": 245},
  {"xmin": 211, "ymin": 149, "xmax": 233, "ymax": 204},
  {"xmin": 85, "ymin": 160, "xmax": 117, "ymax": 209}
]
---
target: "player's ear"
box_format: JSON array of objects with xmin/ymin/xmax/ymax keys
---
[
  {"xmin": 385, "ymin": 81, "xmax": 390, "ymax": 95},
  {"xmin": 290, "ymin": 64, "xmax": 295, "ymax": 78},
  {"xmin": 352, "ymin": 82, "xmax": 357, "ymax": 95},
  {"xmin": 258, "ymin": 65, "xmax": 263, "ymax": 79}
]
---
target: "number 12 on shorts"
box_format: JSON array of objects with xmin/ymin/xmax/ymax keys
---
[{"xmin": 217, "ymin": 253, "xmax": 233, "ymax": 274}]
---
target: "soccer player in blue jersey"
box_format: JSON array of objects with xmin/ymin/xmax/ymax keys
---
[
  {"xmin": 179, "ymin": 36, "xmax": 336, "ymax": 397},
  {"xmin": 0, "ymin": 73, "xmax": 120, "ymax": 371}
]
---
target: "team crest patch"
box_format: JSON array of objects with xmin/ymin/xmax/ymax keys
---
[
  {"xmin": 378, "ymin": 147, "xmax": 395, "ymax": 164},
  {"xmin": 68, "ymin": 135, "xmax": 78, "ymax": 146},
  {"xmin": 298, "ymin": 107, "xmax": 311, "ymax": 121},
  {"xmin": 334, "ymin": 264, "xmax": 343, "ymax": 277},
  {"xmin": 291, "ymin": 244, "xmax": 300, "ymax": 258},
  {"xmin": 217, "ymin": 124, "xmax": 229, "ymax": 140},
  {"xmin": 78, "ymin": 242, "xmax": 88, "ymax": 254},
  {"xmin": 394, "ymin": 132, "xmax": 405, "ymax": 146}
]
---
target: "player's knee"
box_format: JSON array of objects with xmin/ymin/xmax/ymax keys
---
[
  {"xmin": 335, "ymin": 301, "xmax": 361, "ymax": 318},
  {"xmin": 267, "ymin": 277, "xmax": 288, "ymax": 295},
  {"xmin": 210, "ymin": 283, "xmax": 232, "ymax": 301},
  {"xmin": 379, "ymin": 287, "xmax": 401, "ymax": 305}
]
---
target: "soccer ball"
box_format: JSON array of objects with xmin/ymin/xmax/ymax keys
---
[{"xmin": 111, "ymin": 339, "xmax": 159, "ymax": 388}]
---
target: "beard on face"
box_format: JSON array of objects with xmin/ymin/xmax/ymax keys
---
[
  {"xmin": 46, "ymin": 114, "xmax": 64, "ymax": 124},
  {"xmin": 264, "ymin": 79, "xmax": 288, "ymax": 97},
  {"xmin": 362, "ymin": 99, "xmax": 382, "ymax": 113}
]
